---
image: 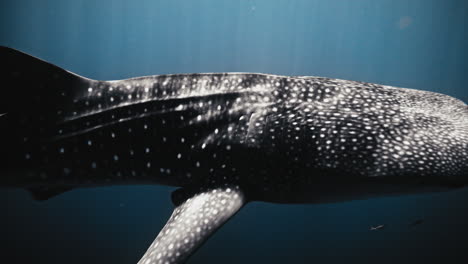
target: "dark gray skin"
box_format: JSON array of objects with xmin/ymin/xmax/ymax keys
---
[{"xmin": 1, "ymin": 47, "xmax": 467, "ymax": 263}]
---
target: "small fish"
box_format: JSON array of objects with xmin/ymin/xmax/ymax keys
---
[
  {"xmin": 370, "ymin": 224, "xmax": 385, "ymax": 231},
  {"xmin": 409, "ymin": 219, "xmax": 424, "ymax": 227}
]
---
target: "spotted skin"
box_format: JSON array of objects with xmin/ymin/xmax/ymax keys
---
[
  {"xmin": 1, "ymin": 47, "xmax": 467, "ymax": 263},
  {"xmin": 138, "ymin": 186, "xmax": 244, "ymax": 264}
]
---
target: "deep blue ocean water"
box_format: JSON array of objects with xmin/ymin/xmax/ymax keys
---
[{"xmin": 1, "ymin": 0, "xmax": 467, "ymax": 263}]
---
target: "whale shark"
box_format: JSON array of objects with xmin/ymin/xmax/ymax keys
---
[{"xmin": 0, "ymin": 46, "xmax": 467, "ymax": 263}]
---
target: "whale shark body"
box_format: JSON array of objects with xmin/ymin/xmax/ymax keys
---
[{"xmin": 1, "ymin": 46, "xmax": 467, "ymax": 263}]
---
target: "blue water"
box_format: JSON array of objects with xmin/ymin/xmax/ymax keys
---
[{"xmin": 1, "ymin": 0, "xmax": 467, "ymax": 263}]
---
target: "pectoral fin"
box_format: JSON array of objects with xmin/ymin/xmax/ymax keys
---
[{"xmin": 137, "ymin": 185, "xmax": 246, "ymax": 264}]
